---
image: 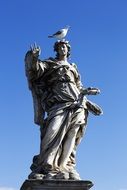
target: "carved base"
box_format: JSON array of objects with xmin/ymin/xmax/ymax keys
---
[{"xmin": 20, "ymin": 179, "xmax": 93, "ymax": 190}]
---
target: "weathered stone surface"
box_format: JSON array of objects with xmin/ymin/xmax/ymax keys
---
[
  {"xmin": 25, "ymin": 41, "xmax": 102, "ymax": 180},
  {"xmin": 20, "ymin": 179, "xmax": 93, "ymax": 190}
]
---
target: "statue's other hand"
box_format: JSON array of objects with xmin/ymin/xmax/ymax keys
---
[
  {"xmin": 81, "ymin": 87, "xmax": 100, "ymax": 95},
  {"xmin": 87, "ymin": 87, "xmax": 100, "ymax": 95}
]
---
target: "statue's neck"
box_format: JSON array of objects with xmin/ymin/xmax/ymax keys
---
[{"xmin": 58, "ymin": 55, "xmax": 67, "ymax": 62}]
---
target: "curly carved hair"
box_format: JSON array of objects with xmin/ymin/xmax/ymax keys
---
[{"xmin": 54, "ymin": 40, "xmax": 71, "ymax": 59}]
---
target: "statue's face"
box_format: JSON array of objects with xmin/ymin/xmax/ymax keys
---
[{"xmin": 57, "ymin": 43, "xmax": 68, "ymax": 57}]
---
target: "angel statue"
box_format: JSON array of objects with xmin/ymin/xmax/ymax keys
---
[{"xmin": 24, "ymin": 40, "xmax": 102, "ymax": 180}]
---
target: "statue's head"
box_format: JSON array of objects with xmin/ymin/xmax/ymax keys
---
[{"xmin": 54, "ymin": 40, "xmax": 71, "ymax": 59}]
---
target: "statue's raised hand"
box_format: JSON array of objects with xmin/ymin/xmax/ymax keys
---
[
  {"xmin": 25, "ymin": 43, "xmax": 41, "ymax": 72},
  {"xmin": 30, "ymin": 42, "xmax": 41, "ymax": 58}
]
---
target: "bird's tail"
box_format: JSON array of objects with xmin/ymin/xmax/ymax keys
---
[{"xmin": 48, "ymin": 35, "xmax": 53, "ymax": 38}]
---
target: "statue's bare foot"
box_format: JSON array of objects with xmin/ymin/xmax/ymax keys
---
[
  {"xmin": 69, "ymin": 169, "xmax": 81, "ymax": 180},
  {"xmin": 44, "ymin": 172, "xmax": 56, "ymax": 180},
  {"xmin": 55, "ymin": 171, "xmax": 69, "ymax": 179}
]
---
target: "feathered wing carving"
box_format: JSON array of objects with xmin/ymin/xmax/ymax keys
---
[{"xmin": 25, "ymin": 50, "xmax": 45, "ymax": 126}]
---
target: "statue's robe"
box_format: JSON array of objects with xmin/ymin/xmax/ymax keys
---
[{"xmin": 27, "ymin": 57, "xmax": 88, "ymax": 176}]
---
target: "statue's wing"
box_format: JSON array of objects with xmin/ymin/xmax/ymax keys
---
[
  {"xmin": 25, "ymin": 51, "xmax": 45, "ymax": 126},
  {"xmin": 31, "ymin": 89, "xmax": 45, "ymax": 126}
]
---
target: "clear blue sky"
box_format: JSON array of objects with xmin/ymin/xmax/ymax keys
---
[{"xmin": 0, "ymin": 0, "xmax": 127, "ymax": 190}]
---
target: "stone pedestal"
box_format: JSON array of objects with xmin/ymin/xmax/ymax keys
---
[{"xmin": 20, "ymin": 179, "xmax": 93, "ymax": 190}]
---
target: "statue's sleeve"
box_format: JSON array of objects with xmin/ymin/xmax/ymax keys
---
[{"xmin": 30, "ymin": 60, "xmax": 48, "ymax": 81}]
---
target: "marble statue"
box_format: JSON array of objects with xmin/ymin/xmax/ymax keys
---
[{"xmin": 24, "ymin": 40, "xmax": 102, "ymax": 180}]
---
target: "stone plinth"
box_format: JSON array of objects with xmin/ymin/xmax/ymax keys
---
[{"xmin": 20, "ymin": 179, "xmax": 93, "ymax": 190}]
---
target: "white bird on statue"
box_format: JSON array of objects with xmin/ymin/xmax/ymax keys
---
[{"xmin": 48, "ymin": 26, "xmax": 70, "ymax": 40}]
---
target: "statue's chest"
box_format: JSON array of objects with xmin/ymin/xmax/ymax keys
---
[
  {"xmin": 52, "ymin": 64, "xmax": 76, "ymax": 79},
  {"xmin": 43, "ymin": 63, "xmax": 78, "ymax": 85}
]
